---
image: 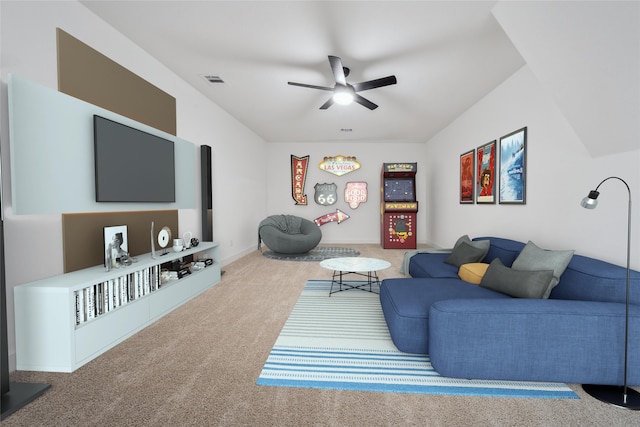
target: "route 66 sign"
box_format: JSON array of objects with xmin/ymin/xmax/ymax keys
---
[{"xmin": 314, "ymin": 183, "xmax": 337, "ymax": 206}]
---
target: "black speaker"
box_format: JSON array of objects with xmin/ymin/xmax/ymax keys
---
[
  {"xmin": 1, "ymin": 198, "xmax": 9, "ymax": 397},
  {"xmin": 1, "ymin": 143, "xmax": 50, "ymax": 419},
  {"xmin": 200, "ymin": 145, "xmax": 213, "ymax": 242}
]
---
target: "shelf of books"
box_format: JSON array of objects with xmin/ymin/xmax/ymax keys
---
[
  {"xmin": 14, "ymin": 242, "xmax": 220, "ymax": 373},
  {"xmin": 74, "ymin": 265, "xmax": 160, "ymax": 327}
]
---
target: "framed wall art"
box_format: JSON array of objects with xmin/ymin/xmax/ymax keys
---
[
  {"xmin": 103, "ymin": 225, "xmax": 128, "ymax": 267},
  {"xmin": 460, "ymin": 149, "xmax": 475, "ymax": 204},
  {"xmin": 499, "ymin": 127, "xmax": 527, "ymax": 204},
  {"xmin": 476, "ymin": 141, "xmax": 496, "ymax": 204}
]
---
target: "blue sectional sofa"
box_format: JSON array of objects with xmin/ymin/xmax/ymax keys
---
[{"xmin": 379, "ymin": 237, "xmax": 640, "ymax": 385}]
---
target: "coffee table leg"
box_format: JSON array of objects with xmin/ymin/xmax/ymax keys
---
[
  {"xmin": 329, "ymin": 269, "xmax": 343, "ymax": 296},
  {"xmin": 329, "ymin": 270, "xmax": 336, "ymax": 296},
  {"xmin": 368, "ymin": 270, "xmax": 381, "ymax": 292}
]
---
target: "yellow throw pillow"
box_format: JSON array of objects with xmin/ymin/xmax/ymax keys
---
[{"xmin": 458, "ymin": 263, "xmax": 490, "ymax": 285}]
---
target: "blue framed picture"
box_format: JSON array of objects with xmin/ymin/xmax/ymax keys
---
[{"xmin": 499, "ymin": 127, "xmax": 527, "ymax": 204}]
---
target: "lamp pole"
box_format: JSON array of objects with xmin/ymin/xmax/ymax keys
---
[{"xmin": 581, "ymin": 176, "xmax": 639, "ymax": 409}]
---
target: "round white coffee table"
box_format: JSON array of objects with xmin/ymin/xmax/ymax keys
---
[{"xmin": 320, "ymin": 257, "xmax": 391, "ymax": 296}]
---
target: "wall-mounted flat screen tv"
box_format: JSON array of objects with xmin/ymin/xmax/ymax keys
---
[{"xmin": 94, "ymin": 115, "xmax": 176, "ymax": 203}]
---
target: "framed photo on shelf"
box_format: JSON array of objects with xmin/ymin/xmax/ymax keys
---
[
  {"xmin": 499, "ymin": 127, "xmax": 527, "ymax": 204},
  {"xmin": 476, "ymin": 140, "xmax": 496, "ymax": 204},
  {"xmin": 459, "ymin": 149, "xmax": 475, "ymax": 204},
  {"xmin": 103, "ymin": 225, "xmax": 128, "ymax": 267}
]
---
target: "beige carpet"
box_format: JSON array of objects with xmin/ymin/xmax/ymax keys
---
[{"xmin": 5, "ymin": 244, "xmax": 639, "ymax": 426}]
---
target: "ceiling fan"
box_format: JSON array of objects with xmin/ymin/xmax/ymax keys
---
[{"xmin": 288, "ymin": 55, "xmax": 397, "ymax": 110}]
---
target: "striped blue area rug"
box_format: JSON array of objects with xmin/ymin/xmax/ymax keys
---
[{"xmin": 257, "ymin": 280, "xmax": 578, "ymax": 399}]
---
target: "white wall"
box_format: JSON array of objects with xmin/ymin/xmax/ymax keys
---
[
  {"xmin": 1, "ymin": 1, "xmax": 267, "ymax": 371},
  {"xmin": 265, "ymin": 141, "xmax": 427, "ymax": 245},
  {"xmin": 424, "ymin": 65, "xmax": 640, "ymax": 270},
  {"xmin": 493, "ymin": 0, "xmax": 640, "ymax": 158}
]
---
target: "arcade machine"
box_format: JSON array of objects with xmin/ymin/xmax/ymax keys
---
[{"xmin": 380, "ymin": 163, "xmax": 418, "ymax": 249}]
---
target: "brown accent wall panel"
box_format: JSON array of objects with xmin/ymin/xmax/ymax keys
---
[
  {"xmin": 56, "ymin": 28, "xmax": 176, "ymax": 135},
  {"xmin": 62, "ymin": 210, "xmax": 179, "ymax": 273}
]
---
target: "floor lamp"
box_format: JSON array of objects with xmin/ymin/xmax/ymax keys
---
[{"xmin": 580, "ymin": 176, "xmax": 640, "ymax": 409}]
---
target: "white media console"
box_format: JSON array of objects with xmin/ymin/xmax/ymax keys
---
[{"xmin": 14, "ymin": 242, "xmax": 220, "ymax": 373}]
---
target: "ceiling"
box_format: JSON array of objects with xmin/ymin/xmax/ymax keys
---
[{"xmin": 80, "ymin": 1, "xmax": 525, "ymax": 143}]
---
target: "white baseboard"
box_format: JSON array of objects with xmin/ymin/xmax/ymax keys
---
[{"xmin": 220, "ymin": 245, "xmax": 255, "ymax": 268}]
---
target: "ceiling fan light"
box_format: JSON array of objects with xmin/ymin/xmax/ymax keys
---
[{"xmin": 333, "ymin": 86, "xmax": 354, "ymax": 105}]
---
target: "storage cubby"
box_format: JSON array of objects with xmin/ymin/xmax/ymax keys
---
[{"xmin": 14, "ymin": 242, "xmax": 220, "ymax": 372}]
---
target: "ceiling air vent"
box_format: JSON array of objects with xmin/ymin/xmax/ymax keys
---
[{"xmin": 201, "ymin": 74, "xmax": 225, "ymax": 84}]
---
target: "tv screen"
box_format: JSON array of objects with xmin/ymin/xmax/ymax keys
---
[
  {"xmin": 93, "ymin": 115, "xmax": 175, "ymax": 202},
  {"xmin": 384, "ymin": 179, "xmax": 415, "ymax": 202}
]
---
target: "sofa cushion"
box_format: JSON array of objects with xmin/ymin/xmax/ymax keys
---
[
  {"xmin": 458, "ymin": 263, "xmax": 489, "ymax": 284},
  {"xmin": 408, "ymin": 252, "xmax": 460, "ymax": 278},
  {"xmin": 480, "ymin": 259, "xmax": 554, "ymax": 299},
  {"xmin": 429, "ymin": 298, "xmax": 640, "ymax": 384},
  {"xmin": 379, "ymin": 277, "xmax": 509, "ymax": 354},
  {"xmin": 511, "ymin": 241, "xmax": 574, "ymax": 298},
  {"xmin": 551, "ymin": 254, "xmax": 640, "ymax": 305},
  {"xmin": 473, "ymin": 237, "xmax": 525, "ymax": 267}
]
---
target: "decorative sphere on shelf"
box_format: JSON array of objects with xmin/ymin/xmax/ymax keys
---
[{"xmin": 190, "ymin": 237, "xmax": 199, "ymax": 247}]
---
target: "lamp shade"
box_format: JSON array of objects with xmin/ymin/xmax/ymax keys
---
[{"xmin": 580, "ymin": 190, "xmax": 600, "ymax": 209}]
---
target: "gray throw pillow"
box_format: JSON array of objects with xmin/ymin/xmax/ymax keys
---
[
  {"xmin": 480, "ymin": 259, "xmax": 554, "ymax": 299},
  {"xmin": 452, "ymin": 235, "xmax": 490, "ymax": 252},
  {"xmin": 445, "ymin": 241, "xmax": 489, "ymax": 267},
  {"xmin": 511, "ymin": 241, "xmax": 575, "ymax": 298}
]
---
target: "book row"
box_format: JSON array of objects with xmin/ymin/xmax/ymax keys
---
[{"xmin": 74, "ymin": 265, "xmax": 162, "ymax": 326}]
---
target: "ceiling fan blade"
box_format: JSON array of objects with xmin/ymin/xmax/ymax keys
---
[
  {"xmin": 288, "ymin": 81, "xmax": 334, "ymax": 91},
  {"xmin": 352, "ymin": 75, "xmax": 397, "ymax": 92},
  {"xmin": 319, "ymin": 97, "xmax": 335, "ymax": 110},
  {"xmin": 328, "ymin": 55, "xmax": 347, "ymax": 85},
  {"xmin": 354, "ymin": 94, "xmax": 378, "ymax": 110}
]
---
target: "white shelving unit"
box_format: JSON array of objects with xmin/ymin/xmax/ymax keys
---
[{"xmin": 14, "ymin": 242, "xmax": 220, "ymax": 373}]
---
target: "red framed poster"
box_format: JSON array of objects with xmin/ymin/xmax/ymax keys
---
[
  {"xmin": 460, "ymin": 149, "xmax": 474, "ymax": 204},
  {"xmin": 476, "ymin": 141, "xmax": 496, "ymax": 204}
]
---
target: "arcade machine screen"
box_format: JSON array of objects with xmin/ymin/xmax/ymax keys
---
[{"xmin": 384, "ymin": 179, "xmax": 415, "ymax": 202}]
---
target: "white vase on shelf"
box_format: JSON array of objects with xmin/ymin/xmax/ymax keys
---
[{"xmin": 172, "ymin": 238, "xmax": 184, "ymax": 252}]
